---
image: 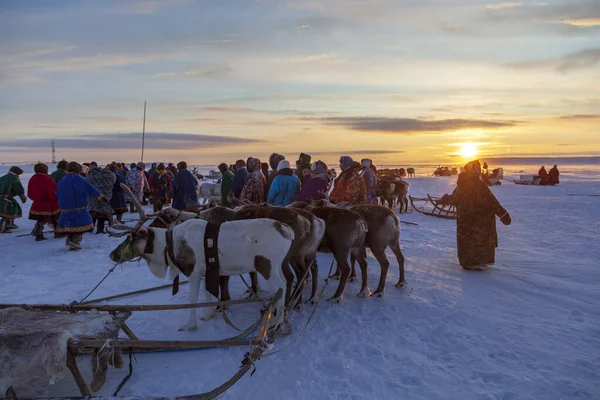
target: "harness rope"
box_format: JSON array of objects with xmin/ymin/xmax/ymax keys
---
[
  {"xmin": 259, "ymin": 257, "xmax": 335, "ymax": 359},
  {"xmin": 74, "ymin": 263, "xmax": 120, "ymax": 305}
]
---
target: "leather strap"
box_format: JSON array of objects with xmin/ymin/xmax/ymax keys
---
[{"xmin": 204, "ymin": 221, "xmax": 221, "ymax": 299}]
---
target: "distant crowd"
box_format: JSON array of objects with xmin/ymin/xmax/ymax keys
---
[{"xmin": 0, "ymin": 153, "xmax": 402, "ymax": 250}]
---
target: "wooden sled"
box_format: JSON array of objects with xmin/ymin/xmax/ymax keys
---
[
  {"xmin": 409, "ymin": 195, "xmax": 457, "ymax": 220},
  {"xmin": 2, "ymin": 288, "xmax": 282, "ymax": 400}
]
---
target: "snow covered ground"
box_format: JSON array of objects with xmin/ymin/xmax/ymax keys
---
[{"xmin": 1, "ymin": 163, "xmax": 599, "ymax": 399}]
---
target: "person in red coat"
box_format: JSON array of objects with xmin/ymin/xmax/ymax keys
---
[
  {"xmin": 28, "ymin": 163, "xmax": 61, "ymax": 241},
  {"xmin": 538, "ymin": 166, "xmax": 549, "ymax": 185},
  {"xmin": 549, "ymin": 165, "xmax": 560, "ymax": 185}
]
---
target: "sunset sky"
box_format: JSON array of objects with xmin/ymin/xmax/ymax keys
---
[{"xmin": 1, "ymin": 0, "xmax": 599, "ymax": 165}]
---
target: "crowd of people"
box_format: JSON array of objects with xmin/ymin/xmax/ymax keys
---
[{"xmin": 0, "ymin": 153, "xmax": 384, "ymax": 250}]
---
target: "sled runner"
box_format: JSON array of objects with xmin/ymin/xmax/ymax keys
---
[
  {"xmin": 0, "ymin": 289, "xmax": 282, "ymax": 399},
  {"xmin": 409, "ymin": 195, "xmax": 457, "ymax": 220}
]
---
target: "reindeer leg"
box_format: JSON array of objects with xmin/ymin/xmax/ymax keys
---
[
  {"xmin": 219, "ymin": 276, "xmax": 231, "ymax": 302},
  {"xmin": 329, "ymin": 248, "xmax": 350, "ymax": 303},
  {"xmin": 289, "ymin": 256, "xmax": 305, "ymax": 311},
  {"xmin": 348, "ymin": 254, "xmax": 359, "ymax": 283},
  {"xmin": 178, "ymin": 271, "xmax": 201, "ymax": 331},
  {"xmin": 390, "ymin": 241, "xmax": 407, "ymax": 288},
  {"xmin": 281, "ymin": 259, "xmax": 295, "ymax": 307},
  {"xmin": 249, "ymin": 272, "xmax": 260, "ymax": 295},
  {"xmin": 307, "ymin": 256, "xmax": 319, "ymax": 304},
  {"xmin": 371, "ymin": 249, "xmax": 390, "ymax": 297},
  {"xmin": 354, "ymin": 248, "xmax": 372, "ymax": 298},
  {"xmin": 200, "ymin": 286, "xmax": 218, "ymax": 321}
]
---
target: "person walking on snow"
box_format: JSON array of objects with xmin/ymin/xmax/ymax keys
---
[
  {"xmin": 56, "ymin": 162, "xmax": 108, "ymax": 250},
  {"xmin": 441, "ymin": 160, "xmax": 511, "ymax": 270},
  {"xmin": 86, "ymin": 162, "xmax": 116, "ymax": 234},
  {"xmin": 27, "ymin": 163, "xmax": 61, "ymax": 241},
  {"xmin": 51, "ymin": 160, "xmax": 68, "ymax": 183},
  {"xmin": 230, "ymin": 159, "xmax": 249, "ymax": 199},
  {"xmin": 0, "ymin": 166, "xmax": 27, "ymax": 233},
  {"xmin": 549, "ymin": 165, "xmax": 560, "ymax": 185},
  {"xmin": 218, "ymin": 163, "xmax": 234, "ymax": 207},
  {"xmin": 267, "ymin": 160, "xmax": 301, "ymax": 206}
]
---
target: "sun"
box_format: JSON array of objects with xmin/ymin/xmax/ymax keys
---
[{"xmin": 459, "ymin": 143, "xmax": 478, "ymax": 159}]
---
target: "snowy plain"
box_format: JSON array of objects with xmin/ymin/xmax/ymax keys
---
[{"xmin": 1, "ymin": 163, "xmax": 599, "ymax": 399}]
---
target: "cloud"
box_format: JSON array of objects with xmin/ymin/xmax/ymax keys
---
[
  {"xmin": 561, "ymin": 18, "xmax": 600, "ymax": 27},
  {"xmin": 484, "ymin": 3, "xmax": 524, "ymax": 10},
  {"xmin": 484, "ymin": 0, "xmax": 600, "ymax": 27},
  {"xmin": 277, "ymin": 54, "xmax": 338, "ymax": 63},
  {"xmin": 558, "ymin": 114, "xmax": 600, "ymax": 120},
  {"xmin": 505, "ymin": 48, "xmax": 600, "ymax": 74},
  {"xmin": 310, "ymin": 117, "xmax": 519, "ymax": 134},
  {"xmin": 1, "ymin": 133, "xmax": 263, "ymax": 150},
  {"xmin": 154, "ymin": 66, "xmax": 232, "ymax": 79}
]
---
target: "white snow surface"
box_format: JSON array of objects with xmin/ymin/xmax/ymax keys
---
[{"xmin": 1, "ymin": 164, "xmax": 599, "ymax": 399}]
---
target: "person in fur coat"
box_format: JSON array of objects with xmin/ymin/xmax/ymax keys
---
[
  {"xmin": 27, "ymin": 163, "xmax": 61, "ymax": 241},
  {"xmin": 86, "ymin": 163, "xmax": 116, "ymax": 234},
  {"xmin": 109, "ymin": 164, "xmax": 127, "ymax": 223},
  {"xmin": 241, "ymin": 158, "xmax": 266, "ymax": 204},
  {"xmin": 125, "ymin": 162, "xmax": 149, "ymax": 213},
  {"xmin": 330, "ymin": 156, "xmax": 367, "ymax": 205},
  {"xmin": 297, "ymin": 160, "xmax": 330, "ymax": 202},
  {"xmin": 360, "ymin": 159, "xmax": 378, "ymax": 203},
  {"xmin": 267, "ymin": 160, "xmax": 300, "ymax": 206}
]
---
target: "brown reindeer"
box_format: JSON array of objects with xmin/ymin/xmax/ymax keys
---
[
  {"xmin": 308, "ymin": 206, "xmax": 368, "ymax": 302},
  {"xmin": 376, "ymin": 180, "xmax": 396, "ymax": 210},
  {"xmin": 348, "ymin": 204, "xmax": 406, "ymax": 296}
]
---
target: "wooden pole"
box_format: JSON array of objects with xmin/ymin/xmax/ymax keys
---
[
  {"xmin": 0, "ymin": 297, "xmax": 264, "ymax": 312},
  {"xmin": 80, "ymin": 281, "xmax": 189, "ymax": 305},
  {"xmin": 69, "ymin": 338, "xmax": 261, "ymax": 352},
  {"xmin": 141, "ymin": 100, "xmax": 146, "ymax": 163}
]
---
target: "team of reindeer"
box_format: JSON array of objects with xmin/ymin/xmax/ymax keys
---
[{"xmin": 108, "ymin": 175, "xmax": 411, "ymax": 333}]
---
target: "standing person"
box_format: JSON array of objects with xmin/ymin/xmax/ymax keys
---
[
  {"xmin": 27, "ymin": 163, "xmax": 61, "ymax": 241},
  {"xmin": 86, "ymin": 162, "xmax": 116, "ymax": 234},
  {"xmin": 360, "ymin": 159, "xmax": 378, "ymax": 204},
  {"xmin": 330, "ymin": 156, "xmax": 367, "ymax": 205},
  {"xmin": 218, "ymin": 163, "xmax": 234, "ymax": 207},
  {"xmin": 266, "ymin": 153, "xmax": 286, "ymax": 194},
  {"xmin": 171, "ymin": 161, "xmax": 198, "ymax": 211},
  {"xmin": 230, "ymin": 159, "xmax": 249, "ymax": 199},
  {"xmin": 56, "ymin": 162, "xmax": 107, "ymax": 250},
  {"xmin": 0, "ymin": 166, "xmax": 27, "ymax": 233},
  {"xmin": 125, "ymin": 162, "xmax": 149, "ymax": 213},
  {"xmin": 241, "ymin": 158, "xmax": 266, "ymax": 204},
  {"xmin": 261, "ymin": 163, "xmax": 270, "ymax": 180},
  {"xmin": 297, "ymin": 160, "xmax": 330, "ymax": 202},
  {"xmin": 149, "ymin": 163, "xmax": 171, "ymax": 212},
  {"xmin": 267, "ymin": 160, "xmax": 300, "ymax": 206},
  {"xmin": 109, "ymin": 163, "xmax": 127, "ymax": 223},
  {"xmin": 549, "ymin": 165, "xmax": 560, "ymax": 185},
  {"xmin": 295, "ymin": 153, "xmax": 312, "ymax": 186},
  {"xmin": 51, "ymin": 160, "xmax": 68, "ymax": 183},
  {"xmin": 538, "ymin": 166, "xmax": 549, "ymax": 185},
  {"xmin": 441, "ymin": 160, "xmax": 511, "ymax": 270},
  {"xmin": 140, "ymin": 163, "xmax": 151, "ymax": 205}
]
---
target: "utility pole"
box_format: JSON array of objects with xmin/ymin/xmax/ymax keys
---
[
  {"xmin": 51, "ymin": 139, "xmax": 56, "ymax": 164},
  {"xmin": 141, "ymin": 100, "xmax": 146, "ymax": 162}
]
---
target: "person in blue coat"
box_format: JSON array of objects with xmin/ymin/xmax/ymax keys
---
[
  {"xmin": 56, "ymin": 162, "xmax": 106, "ymax": 250},
  {"xmin": 230, "ymin": 159, "xmax": 248, "ymax": 199},
  {"xmin": 171, "ymin": 161, "xmax": 198, "ymax": 210},
  {"xmin": 109, "ymin": 163, "xmax": 127, "ymax": 223},
  {"xmin": 267, "ymin": 160, "xmax": 301, "ymax": 206}
]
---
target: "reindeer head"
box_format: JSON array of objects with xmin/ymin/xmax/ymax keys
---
[{"xmin": 109, "ymin": 183, "xmax": 153, "ymax": 263}]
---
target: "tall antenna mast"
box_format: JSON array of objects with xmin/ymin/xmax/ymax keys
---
[
  {"xmin": 141, "ymin": 100, "xmax": 146, "ymax": 162},
  {"xmin": 51, "ymin": 139, "xmax": 56, "ymax": 164}
]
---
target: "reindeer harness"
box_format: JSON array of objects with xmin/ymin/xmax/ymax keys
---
[{"xmin": 142, "ymin": 224, "xmax": 221, "ymax": 298}]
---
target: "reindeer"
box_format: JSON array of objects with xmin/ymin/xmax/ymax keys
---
[
  {"xmin": 108, "ymin": 185, "xmax": 293, "ymax": 331},
  {"xmin": 316, "ymin": 201, "xmax": 407, "ymax": 297},
  {"xmin": 198, "ymin": 205, "xmax": 322, "ymax": 310},
  {"xmin": 306, "ymin": 206, "xmax": 368, "ymax": 302},
  {"xmin": 376, "ymin": 180, "xmax": 396, "ymax": 210}
]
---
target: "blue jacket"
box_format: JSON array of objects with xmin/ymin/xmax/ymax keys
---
[
  {"xmin": 172, "ymin": 169, "xmax": 198, "ymax": 210},
  {"xmin": 56, "ymin": 173, "xmax": 102, "ymax": 233},
  {"xmin": 231, "ymin": 167, "xmax": 248, "ymax": 199},
  {"xmin": 267, "ymin": 170, "xmax": 300, "ymax": 206}
]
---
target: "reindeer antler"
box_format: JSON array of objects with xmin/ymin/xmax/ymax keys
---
[{"xmin": 120, "ymin": 183, "xmax": 148, "ymax": 229}]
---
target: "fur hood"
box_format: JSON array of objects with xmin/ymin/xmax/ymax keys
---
[{"xmin": 269, "ymin": 153, "xmax": 286, "ymax": 170}]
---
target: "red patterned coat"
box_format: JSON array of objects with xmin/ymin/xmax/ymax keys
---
[{"xmin": 28, "ymin": 173, "xmax": 60, "ymax": 219}]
